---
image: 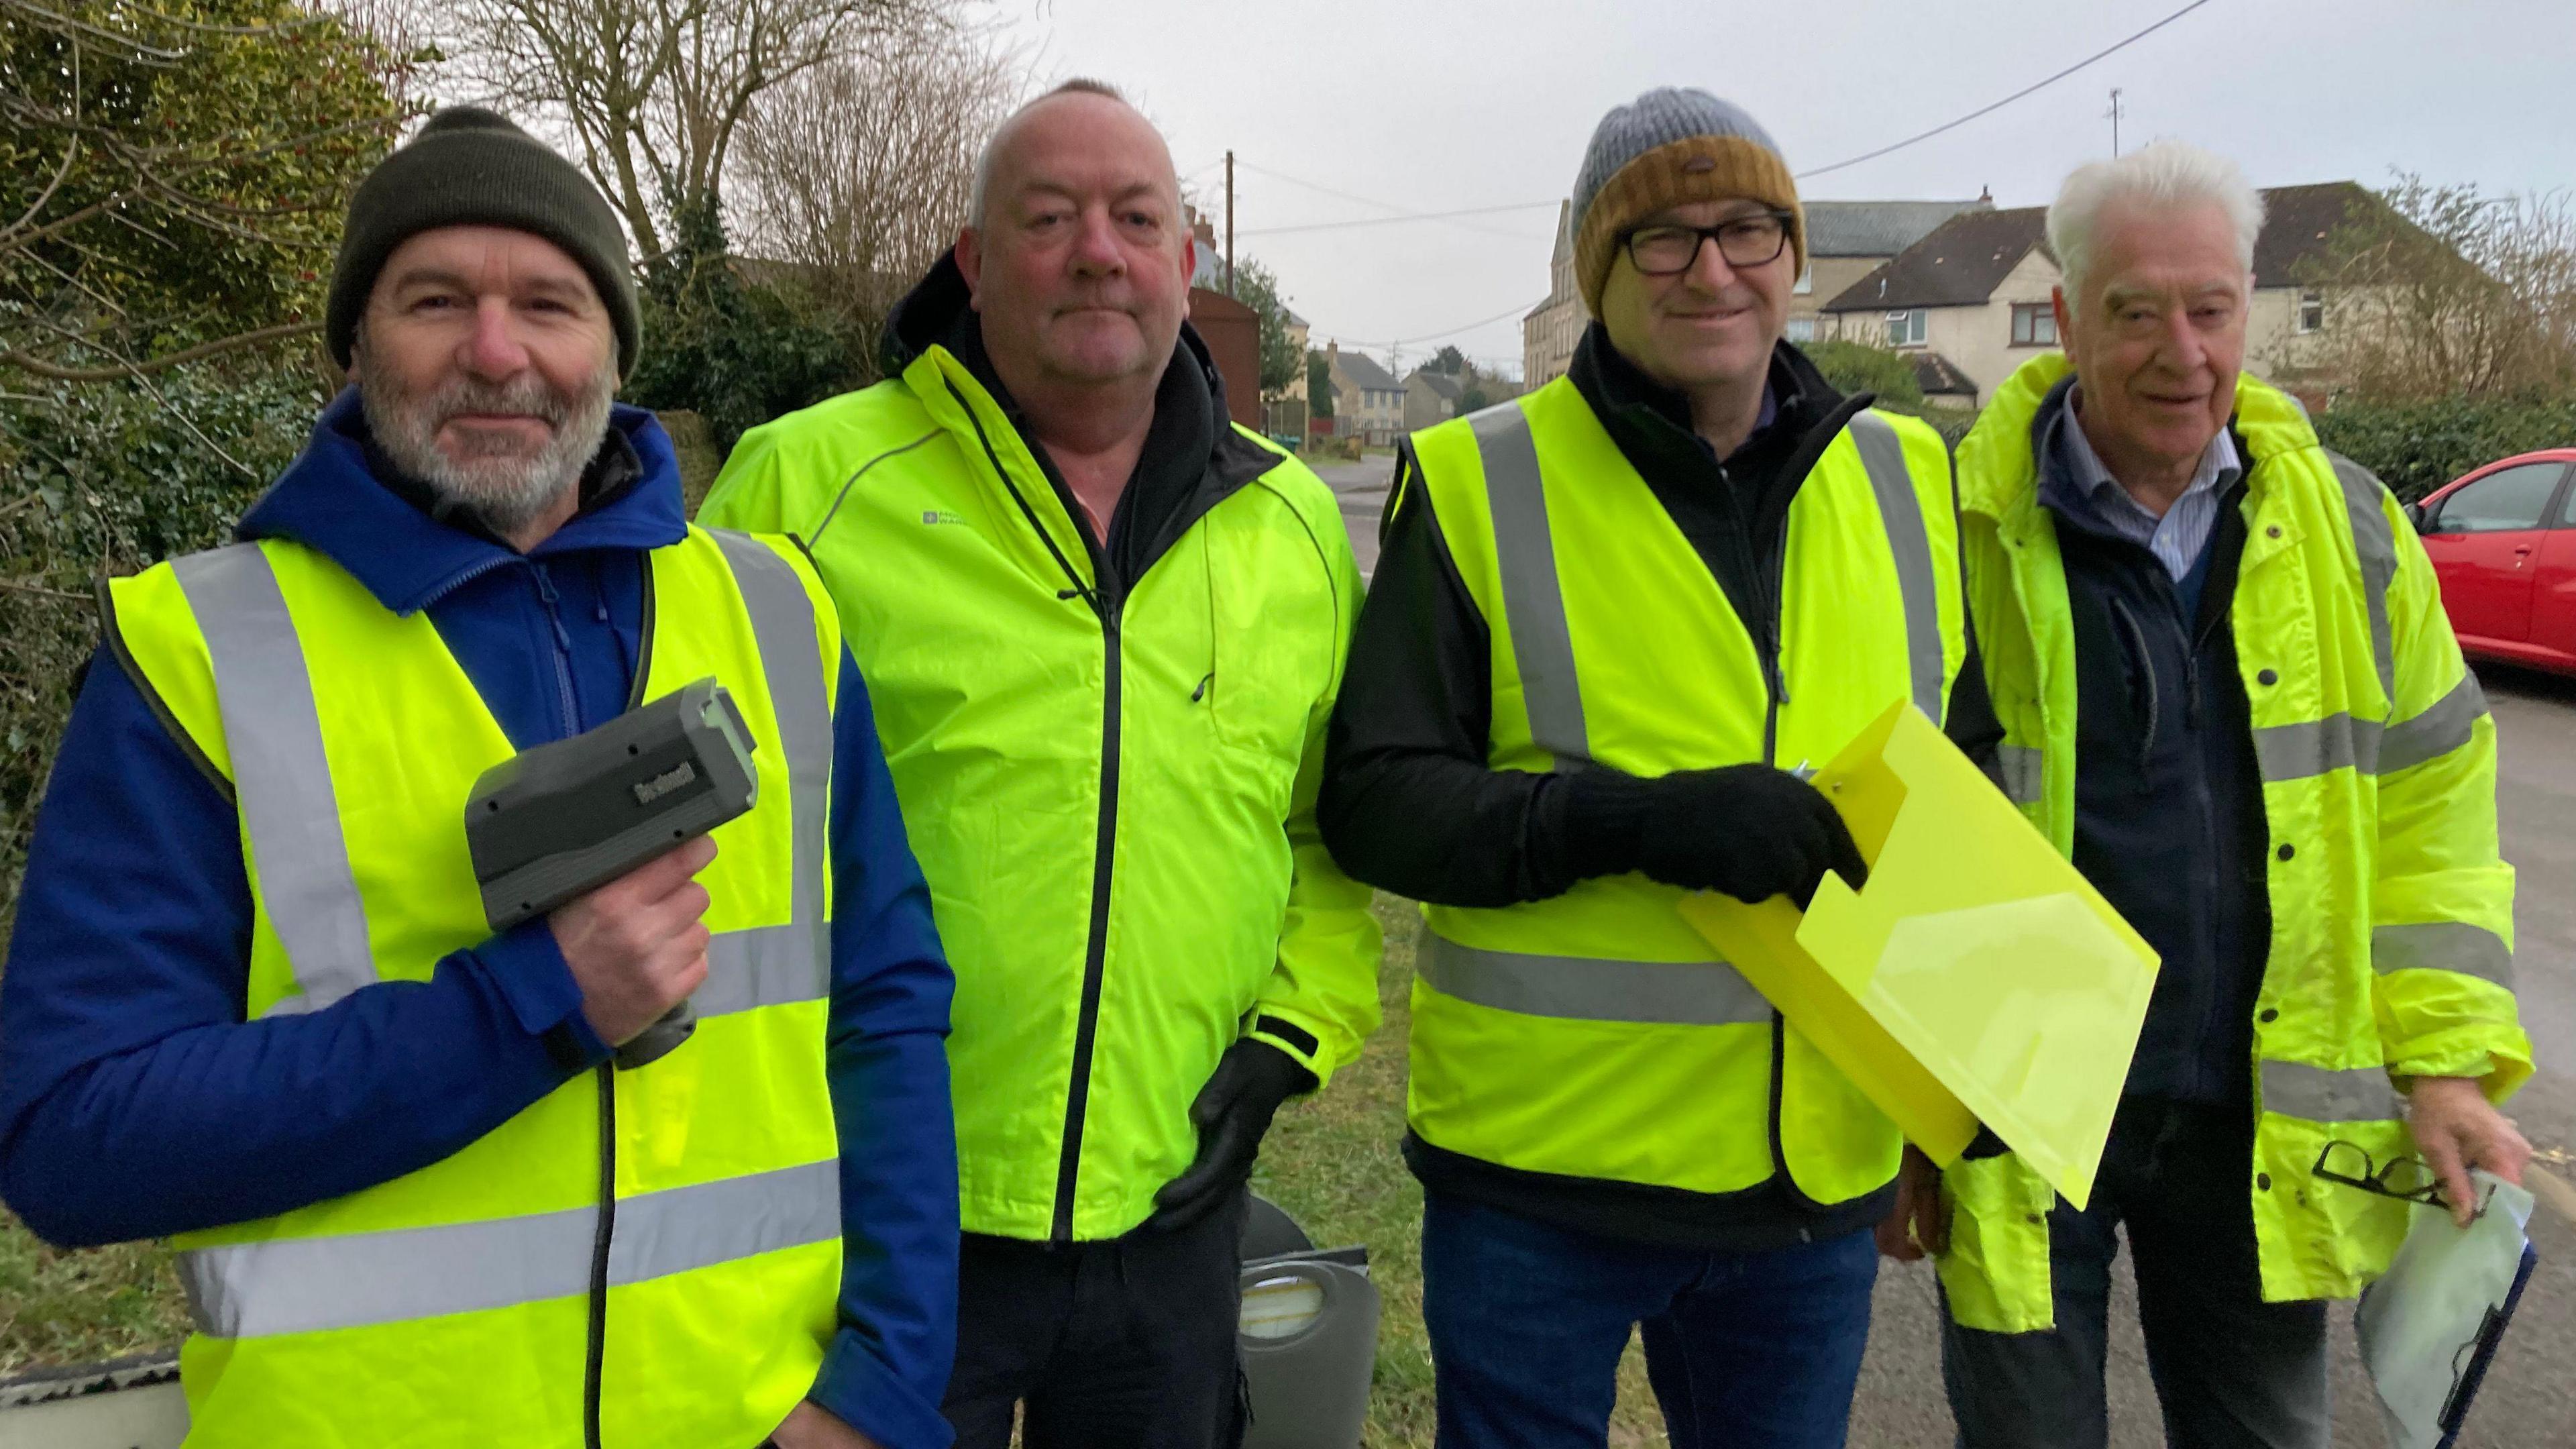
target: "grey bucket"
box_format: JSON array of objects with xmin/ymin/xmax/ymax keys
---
[{"xmin": 1238, "ymin": 1195, "xmax": 1379, "ymax": 1449}]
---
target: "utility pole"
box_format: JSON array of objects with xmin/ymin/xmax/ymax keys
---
[
  {"xmin": 2106, "ymin": 88, "xmax": 2125, "ymax": 157},
  {"xmin": 1225, "ymin": 150, "xmax": 1236, "ymax": 297}
]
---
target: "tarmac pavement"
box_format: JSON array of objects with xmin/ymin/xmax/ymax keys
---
[{"xmin": 1311, "ymin": 453, "xmax": 2576, "ymax": 1448}]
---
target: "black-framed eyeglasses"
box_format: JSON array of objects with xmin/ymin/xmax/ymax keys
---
[
  {"xmin": 1621, "ymin": 211, "xmax": 1794, "ymax": 276},
  {"xmin": 2312, "ymin": 1138, "xmax": 2445, "ymax": 1205}
]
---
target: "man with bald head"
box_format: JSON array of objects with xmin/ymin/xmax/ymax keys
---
[{"xmin": 702, "ymin": 80, "xmax": 1382, "ymax": 1447}]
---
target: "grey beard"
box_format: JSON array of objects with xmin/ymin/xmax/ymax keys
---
[{"xmin": 358, "ymin": 358, "xmax": 616, "ymax": 539}]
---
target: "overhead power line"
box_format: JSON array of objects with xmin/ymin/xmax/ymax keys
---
[
  {"xmin": 1394, "ymin": 297, "xmax": 1548, "ymax": 345},
  {"xmin": 1234, "ymin": 160, "xmax": 1542, "ymax": 241},
  {"xmin": 1795, "ymin": 0, "xmax": 2220, "ymax": 179},
  {"xmin": 1238, "ymin": 201, "xmax": 1559, "ymax": 239}
]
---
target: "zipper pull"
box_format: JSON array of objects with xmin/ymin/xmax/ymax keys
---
[
  {"xmin": 531, "ymin": 566, "xmax": 575, "ymax": 655},
  {"xmin": 1191, "ymin": 672, "xmax": 1214, "ymax": 703}
]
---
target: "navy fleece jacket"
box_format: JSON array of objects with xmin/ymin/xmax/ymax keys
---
[{"xmin": 0, "ymin": 391, "xmax": 959, "ymax": 1449}]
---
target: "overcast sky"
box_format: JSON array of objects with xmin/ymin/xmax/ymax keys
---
[{"xmin": 989, "ymin": 0, "xmax": 2575, "ymax": 379}]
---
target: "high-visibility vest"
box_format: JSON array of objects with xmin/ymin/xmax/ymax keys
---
[
  {"xmin": 1403, "ymin": 377, "xmax": 1968, "ymax": 1208},
  {"xmin": 104, "ymin": 525, "xmax": 845, "ymax": 1448},
  {"xmin": 701, "ymin": 344, "xmax": 1382, "ymax": 1243},
  {"xmin": 1945, "ymin": 352, "xmax": 2532, "ymax": 1332}
]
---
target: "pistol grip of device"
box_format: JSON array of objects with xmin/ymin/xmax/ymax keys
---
[{"xmin": 612, "ymin": 1000, "xmax": 697, "ymax": 1071}]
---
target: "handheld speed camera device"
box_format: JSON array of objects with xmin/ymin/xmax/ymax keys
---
[{"xmin": 465, "ymin": 678, "xmax": 758, "ymax": 1069}]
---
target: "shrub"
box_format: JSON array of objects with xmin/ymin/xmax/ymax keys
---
[
  {"xmin": 2310, "ymin": 394, "xmax": 2576, "ymax": 500},
  {"xmin": 1803, "ymin": 339, "xmax": 1924, "ymax": 408},
  {"xmin": 623, "ymin": 197, "xmax": 867, "ymax": 456},
  {"xmin": 0, "ymin": 368, "xmax": 323, "ymax": 936}
]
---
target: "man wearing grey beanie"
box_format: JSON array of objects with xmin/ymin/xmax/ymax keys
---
[
  {"xmin": 0, "ymin": 107, "xmax": 961, "ymax": 1449},
  {"xmin": 1320, "ymin": 87, "xmax": 2000, "ymax": 1447}
]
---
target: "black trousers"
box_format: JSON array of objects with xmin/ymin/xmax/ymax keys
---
[
  {"xmin": 1941, "ymin": 1099, "xmax": 2330, "ymax": 1449},
  {"xmin": 943, "ymin": 1193, "xmax": 1246, "ymax": 1449}
]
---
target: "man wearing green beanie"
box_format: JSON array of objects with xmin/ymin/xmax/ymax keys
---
[
  {"xmin": 0, "ymin": 106, "xmax": 962, "ymax": 1449},
  {"xmin": 1320, "ymin": 87, "xmax": 2000, "ymax": 1447}
]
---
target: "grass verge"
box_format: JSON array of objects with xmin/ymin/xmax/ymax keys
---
[
  {"xmin": 1252, "ymin": 894, "xmax": 1670, "ymax": 1447},
  {"xmin": 0, "ymin": 1216, "xmax": 186, "ymax": 1376}
]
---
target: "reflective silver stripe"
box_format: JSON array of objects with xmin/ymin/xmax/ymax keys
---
[
  {"xmin": 2250, "ymin": 672, "xmax": 2489, "ymax": 783},
  {"xmin": 708, "ymin": 530, "xmax": 833, "ymax": 994},
  {"xmin": 2373, "ymin": 921, "xmax": 2514, "ymax": 989},
  {"xmin": 1468, "ymin": 404, "xmax": 1591, "ymax": 767},
  {"xmin": 1994, "ymin": 743, "xmax": 2045, "ymax": 806},
  {"xmin": 695, "ymin": 924, "xmax": 832, "ymax": 1016},
  {"xmin": 1417, "ymin": 931, "xmax": 1774, "ymax": 1025},
  {"xmin": 172, "ymin": 545, "xmax": 379, "ymax": 1014},
  {"xmin": 1848, "ymin": 412, "xmax": 1946, "ymax": 721},
  {"xmin": 2253, "ymin": 712, "xmax": 2382, "ymax": 782},
  {"xmin": 2328, "ymin": 453, "xmax": 2398, "ymax": 703},
  {"xmin": 2379, "ymin": 672, "xmax": 2488, "ymax": 775},
  {"xmin": 2260, "ymin": 1060, "xmax": 2401, "ymax": 1123},
  {"xmin": 179, "ymin": 1157, "xmax": 839, "ymax": 1340}
]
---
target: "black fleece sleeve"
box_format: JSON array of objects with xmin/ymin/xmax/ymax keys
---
[{"xmin": 1316, "ymin": 454, "xmax": 1651, "ymax": 909}]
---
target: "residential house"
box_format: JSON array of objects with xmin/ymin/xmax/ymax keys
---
[
  {"xmin": 1328, "ymin": 342, "xmax": 1407, "ymax": 446},
  {"xmin": 1522, "ymin": 197, "xmax": 1990, "ymax": 383},
  {"xmin": 1404, "ymin": 368, "xmax": 1465, "ymax": 431},
  {"xmin": 1786, "ymin": 197, "xmax": 1992, "ymax": 343},
  {"xmin": 1815, "ymin": 182, "xmax": 2381, "ymax": 409},
  {"xmin": 1523, "ymin": 201, "xmax": 1582, "ymax": 389}
]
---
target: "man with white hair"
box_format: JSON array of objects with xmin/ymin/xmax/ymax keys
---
[
  {"xmin": 0, "ymin": 109, "xmax": 959, "ymax": 1449},
  {"xmin": 700, "ymin": 79, "xmax": 1381, "ymax": 1447},
  {"xmin": 1884, "ymin": 140, "xmax": 2534, "ymax": 1448}
]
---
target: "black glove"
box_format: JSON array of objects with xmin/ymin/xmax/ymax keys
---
[
  {"xmin": 1150, "ymin": 1038, "xmax": 1316, "ymax": 1230},
  {"xmin": 1632, "ymin": 763, "xmax": 1868, "ymax": 908}
]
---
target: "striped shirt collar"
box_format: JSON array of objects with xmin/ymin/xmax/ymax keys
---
[{"xmin": 2042, "ymin": 380, "xmax": 2242, "ymax": 580}]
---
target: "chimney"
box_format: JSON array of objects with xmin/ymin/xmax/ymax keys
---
[{"xmin": 1978, "ymin": 184, "xmax": 1993, "ymax": 204}]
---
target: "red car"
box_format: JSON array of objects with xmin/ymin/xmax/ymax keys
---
[{"xmin": 2410, "ymin": 448, "xmax": 2576, "ymax": 674}]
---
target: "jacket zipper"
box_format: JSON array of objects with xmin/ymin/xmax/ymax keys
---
[
  {"xmin": 937, "ymin": 376, "xmax": 1125, "ymax": 1244},
  {"xmin": 531, "ymin": 564, "xmax": 583, "ymax": 734},
  {"xmin": 1055, "ymin": 587, "xmax": 1122, "ymax": 1242}
]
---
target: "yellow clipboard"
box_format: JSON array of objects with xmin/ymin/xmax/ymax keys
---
[{"xmin": 1678, "ymin": 700, "xmax": 2158, "ymax": 1210}]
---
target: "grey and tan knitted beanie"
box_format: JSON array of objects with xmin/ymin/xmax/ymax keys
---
[
  {"xmin": 327, "ymin": 107, "xmax": 639, "ymax": 376},
  {"xmin": 1570, "ymin": 88, "xmax": 1805, "ymax": 317}
]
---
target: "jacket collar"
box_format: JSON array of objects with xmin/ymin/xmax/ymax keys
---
[
  {"xmin": 1567, "ymin": 322, "xmax": 1833, "ymax": 465},
  {"xmin": 1960, "ymin": 352, "xmax": 2325, "ymax": 540},
  {"xmin": 235, "ymin": 388, "xmax": 688, "ymax": 616},
  {"xmin": 879, "ymin": 253, "xmax": 1281, "ymax": 584}
]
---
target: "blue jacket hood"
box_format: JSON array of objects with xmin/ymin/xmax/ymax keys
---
[{"xmin": 236, "ymin": 388, "xmax": 688, "ymax": 616}]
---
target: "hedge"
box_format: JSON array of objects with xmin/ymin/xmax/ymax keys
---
[{"xmin": 2311, "ymin": 394, "xmax": 2576, "ymax": 502}]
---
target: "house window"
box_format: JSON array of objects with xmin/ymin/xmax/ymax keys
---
[
  {"xmin": 2010, "ymin": 303, "xmax": 2058, "ymax": 347},
  {"xmin": 2297, "ymin": 288, "xmax": 2324, "ymax": 334},
  {"xmin": 1786, "ymin": 317, "xmax": 1818, "ymax": 343},
  {"xmin": 1885, "ymin": 309, "xmax": 1927, "ymax": 348},
  {"xmin": 1793, "ymin": 262, "xmax": 1813, "ymax": 296}
]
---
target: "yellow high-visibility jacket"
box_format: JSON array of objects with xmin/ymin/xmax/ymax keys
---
[{"xmin": 1943, "ymin": 353, "xmax": 2532, "ymax": 1332}]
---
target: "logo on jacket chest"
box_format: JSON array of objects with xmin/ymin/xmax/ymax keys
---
[{"xmin": 920, "ymin": 509, "xmax": 967, "ymax": 526}]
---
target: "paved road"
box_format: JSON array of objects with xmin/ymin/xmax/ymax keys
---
[
  {"xmin": 1310, "ymin": 456, "xmax": 1395, "ymax": 578},
  {"xmin": 1312, "ymin": 445, "xmax": 2576, "ymax": 1448}
]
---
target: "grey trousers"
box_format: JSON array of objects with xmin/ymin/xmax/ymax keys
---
[{"xmin": 1941, "ymin": 1099, "xmax": 2330, "ymax": 1449}]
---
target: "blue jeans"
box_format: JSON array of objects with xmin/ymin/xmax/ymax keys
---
[{"xmin": 1420, "ymin": 1189, "xmax": 1879, "ymax": 1449}]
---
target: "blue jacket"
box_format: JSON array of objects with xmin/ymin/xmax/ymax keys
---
[{"xmin": 0, "ymin": 392, "xmax": 959, "ymax": 1449}]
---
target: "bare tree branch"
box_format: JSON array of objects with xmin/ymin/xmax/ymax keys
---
[{"xmin": 1, "ymin": 321, "xmax": 321, "ymax": 382}]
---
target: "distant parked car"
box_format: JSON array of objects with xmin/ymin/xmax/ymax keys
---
[{"xmin": 2409, "ymin": 449, "xmax": 2576, "ymax": 674}]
